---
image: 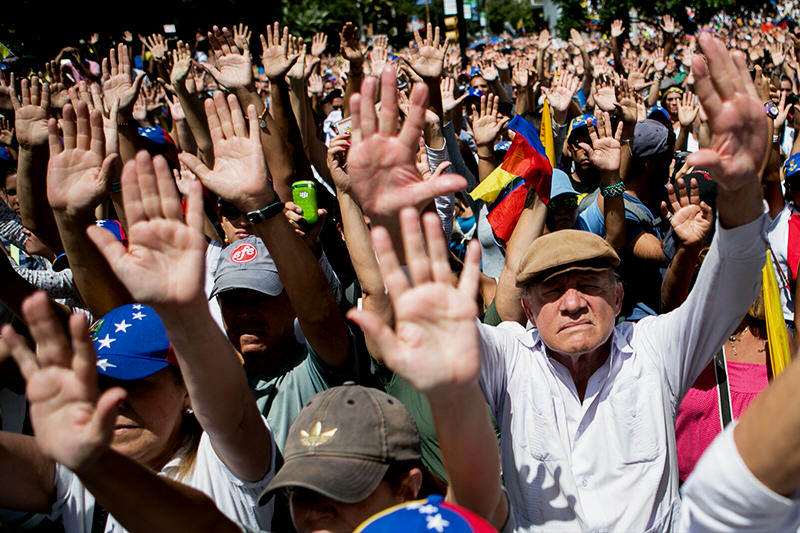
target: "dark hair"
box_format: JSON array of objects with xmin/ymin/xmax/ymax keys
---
[{"xmin": 382, "ymin": 459, "xmax": 425, "ymax": 498}]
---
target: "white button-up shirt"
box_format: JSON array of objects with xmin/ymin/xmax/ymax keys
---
[{"xmin": 478, "ymin": 215, "xmax": 768, "ymax": 532}]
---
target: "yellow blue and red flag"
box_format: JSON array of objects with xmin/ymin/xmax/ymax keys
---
[{"xmin": 469, "ymin": 115, "xmax": 552, "ymax": 241}]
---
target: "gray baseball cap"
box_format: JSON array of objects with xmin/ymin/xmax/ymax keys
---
[
  {"xmin": 632, "ymin": 119, "xmax": 671, "ymax": 160},
  {"xmin": 210, "ymin": 236, "xmax": 284, "ymax": 299}
]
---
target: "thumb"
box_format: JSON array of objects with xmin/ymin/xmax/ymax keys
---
[
  {"xmin": 98, "ymin": 154, "xmax": 119, "ymax": 189},
  {"xmin": 87, "ymin": 225, "xmax": 129, "ymax": 275},
  {"xmin": 178, "ymin": 152, "xmax": 212, "ymax": 184},
  {"xmin": 346, "ymin": 308, "xmax": 398, "ymax": 364},
  {"xmin": 91, "ymin": 387, "xmax": 127, "ymax": 440},
  {"xmin": 410, "ymin": 173, "xmax": 466, "ymax": 206}
]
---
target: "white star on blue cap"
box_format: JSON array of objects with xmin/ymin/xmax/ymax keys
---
[
  {"xmin": 131, "ymin": 311, "xmax": 146, "ymax": 320},
  {"xmin": 96, "ymin": 334, "xmax": 116, "ymax": 350},
  {"xmin": 96, "ymin": 358, "xmax": 117, "ymax": 371},
  {"xmin": 425, "ymin": 514, "xmax": 450, "ymax": 532},
  {"xmin": 132, "ymin": 304, "xmax": 144, "ymax": 310},
  {"xmin": 114, "ymin": 320, "xmax": 131, "ymax": 333}
]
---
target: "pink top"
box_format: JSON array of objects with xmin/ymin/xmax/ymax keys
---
[{"xmin": 675, "ymin": 359, "xmax": 768, "ymax": 482}]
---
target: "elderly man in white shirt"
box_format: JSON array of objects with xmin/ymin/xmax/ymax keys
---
[{"xmin": 341, "ymin": 33, "xmax": 771, "ymax": 533}]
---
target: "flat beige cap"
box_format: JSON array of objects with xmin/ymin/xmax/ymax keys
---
[{"xmin": 516, "ymin": 229, "xmax": 620, "ymax": 286}]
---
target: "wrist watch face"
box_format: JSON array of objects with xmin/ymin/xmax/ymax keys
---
[{"xmin": 765, "ymin": 102, "xmax": 778, "ymax": 119}]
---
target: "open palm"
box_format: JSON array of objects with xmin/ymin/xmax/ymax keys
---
[
  {"xmin": 47, "ymin": 103, "xmax": 115, "ymax": 215},
  {"xmin": 178, "ymin": 92, "xmax": 272, "ymax": 213},
  {"xmin": 2, "ymin": 294, "xmax": 126, "ymax": 473},
  {"xmin": 348, "ymin": 210, "xmax": 482, "ymax": 395},
  {"xmin": 11, "ymin": 77, "xmax": 50, "ymax": 149},
  {"xmin": 687, "ymin": 33, "xmax": 769, "ymax": 191},
  {"xmin": 88, "ymin": 152, "xmax": 207, "ymax": 309},
  {"xmin": 346, "ymin": 67, "xmax": 465, "ymax": 218}
]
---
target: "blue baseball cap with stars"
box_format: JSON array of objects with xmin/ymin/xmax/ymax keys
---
[{"xmin": 89, "ymin": 304, "xmax": 177, "ymax": 380}]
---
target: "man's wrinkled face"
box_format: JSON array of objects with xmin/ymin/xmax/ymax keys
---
[
  {"xmin": 522, "ymin": 269, "xmax": 622, "ymax": 357},
  {"xmin": 218, "ymin": 288, "xmax": 295, "ymax": 357}
]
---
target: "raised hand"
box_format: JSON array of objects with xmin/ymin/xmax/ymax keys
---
[
  {"xmin": 569, "ymin": 28, "xmax": 586, "ymax": 49},
  {"xmin": 142, "ymin": 34, "xmax": 169, "ymax": 63},
  {"xmin": 344, "ymin": 66, "xmax": 465, "ymax": 218},
  {"xmin": 537, "ymin": 29, "xmax": 550, "ymax": 50},
  {"xmin": 616, "ymin": 79, "xmax": 639, "ymax": 124},
  {"xmin": 101, "ymin": 43, "xmax": 146, "ymax": 118},
  {"xmin": 10, "ymin": 76, "xmax": 50, "ymax": 149},
  {"xmin": 544, "ymin": 71, "xmax": 579, "ymax": 113},
  {"xmin": 687, "ymin": 33, "xmax": 769, "ymax": 192},
  {"xmin": 47, "ymin": 102, "xmax": 118, "ymax": 216},
  {"xmin": 347, "ymin": 208, "xmax": 482, "ymax": 394},
  {"xmin": 0, "ymin": 114, "xmax": 14, "ymax": 145},
  {"xmin": 402, "ymin": 23, "xmax": 448, "ymax": 79},
  {"xmin": 203, "ymin": 26, "xmax": 253, "ymax": 90},
  {"xmin": 512, "ymin": 57, "xmax": 534, "ymax": 88},
  {"xmin": 283, "ymin": 201, "xmax": 327, "ymax": 250},
  {"xmin": 440, "ymin": 77, "xmax": 467, "ymax": 115},
  {"xmin": 661, "ymin": 14, "xmax": 677, "ymax": 34},
  {"xmin": 326, "ymin": 132, "xmax": 352, "ymax": 193},
  {"xmin": 45, "ymin": 61, "xmax": 70, "ymax": 110},
  {"xmin": 775, "ymin": 92, "xmax": 792, "ymax": 130},
  {"xmin": 1, "ymin": 293, "xmax": 127, "ymax": 473},
  {"xmin": 232, "ymin": 23, "xmax": 252, "ymax": 53},
  {"xmin": 311, "ymin": 32, "xmax": 328, "ymax": 57},
  {"xmin": 593, "ymin": 76, "xmax": 617, "ymax": 112},
  {"xmin": 170, "ymin": 41, "xmax": 193, "ymax": 87},
  {"xmin": 260, "ymin": 22, "xmax": 301, "ymax": 80},
  {"xmin": 370, "ymin": 46, "xmax": 388, "ymax": 78},
  {"xmin": 578, "ymin": 111, "xmax": 622, "ymax": 175},
  {"xmin": 678, "ymin": 90, "xmax": 699, "ymax": 128},
  {"xmin": 339, "ymin": 22, "xmax": 365, "ymax": 65},
  {"xmin": 610, "ymin": 20, "xmax": 624, "ymax": 39},
  {"xmin": 470, "ymin": 94, "xmax": 509, "ymax": 147},
  {"xmin": 87, "ymin": 150, "xmax": 206, "ymax": 308},
  {"xmin": 478, "ymin": 59, "xmax": 498, "ymax": 82},
  {"xmin": 661, "ymin": 177, "xmax": 713, "ymax": 249},
  {"xmin": 179, "ymin": 92, "xmax": 272, "ymax": 212}
]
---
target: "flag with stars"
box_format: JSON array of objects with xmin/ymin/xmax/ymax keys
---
[
  {"xmin": 354, "ymin": 495, "xmax": 496, "ymax": 532},
  {"xmin": 89, "ymin": 303, "xmax": 176, "ymax": 380}
]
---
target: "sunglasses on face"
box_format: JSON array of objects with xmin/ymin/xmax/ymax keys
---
[
  {"xmin": 548, "ymin": 195, "xmax": 578, "ymax": 211},
  {"xmin": 218, "ymin": 201, "xmax": 243, "ymax": 220}
]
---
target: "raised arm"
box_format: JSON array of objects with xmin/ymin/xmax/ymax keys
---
[
  {"xmin": 46, "ymin": 102, "xmax": 133, "ymax": 317},
  {"xmin": 348, "ymin": 209, "xmax": 508, "ymax": 529},
  {"xmin": 0, "ymin": 295, "xmax": 240, "ymax": 533},
  {"xmin": 179, "ymin": 92, "xmax": 351, "ymax": 368},
  {"xmin": 87, "ymin": 150, "xmax": 270, "ymax": 483},
  {"xmin": 638, "ymin": 33, "xmax": 769, "ymax": 399},
  {"xmin": 170, "ymin": 41, "xmax": 212, "ymax": 165},
  {"xmin": 10, "ymin": 77, "xmax": 63, "ymax": 254}
]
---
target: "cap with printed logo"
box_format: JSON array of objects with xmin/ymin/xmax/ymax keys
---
[
  {"xmin": 259, "ymin": 383, "xmax": 421, "ymax": 505},
  {"xmin": 210, "ymin": 236, "xmax": 283, "ymax": 299}
]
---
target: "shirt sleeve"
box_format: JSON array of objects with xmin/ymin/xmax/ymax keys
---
[
  {"xmin": 12, "ymin": 263, "xmax": 77, "ymax": 300},
  {"xmin": 443, "ymin": 121, "xmax": 478, "ymax": 190},
  {"xmin": 426, "ymin": 141, "xmax": 455, "ymax": 239},
  {"xmin": 305, "ymin": 326, "xmax": 364, "ymax": 386},
  {"xmin": 0, "ymin": 201, "xmax": 29, "ymax": 250},
  {"xmin": 632, "ymin": 214, "xmax": 768, "ymax": 405},
  {"xmin": 679, "ymin": 422, "xmax": 800, "ymax": 532}
]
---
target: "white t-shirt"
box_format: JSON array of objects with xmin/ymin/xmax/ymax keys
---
[{"xmin": 49, "ymin": 424, "xmax": 275, "ymax": 533}]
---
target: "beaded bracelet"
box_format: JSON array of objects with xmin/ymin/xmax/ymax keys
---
[{"xmin": 600, "ymin": 181, "xmax": 625, "ymax": 198}]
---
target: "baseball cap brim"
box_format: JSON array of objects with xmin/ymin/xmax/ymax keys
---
[
  {"xmin": 259, "ymin": 455, "xmax": 390, "ymax": 506},
  {"xmin": 209, "ymin": 271, "xmax": 284, "ymax": 300},
  {"xmin": 95, "ymin": 354, "xmax": 171, "ymax": 380}
]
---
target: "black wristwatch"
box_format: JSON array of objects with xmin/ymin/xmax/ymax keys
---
[{"xmin": 246, "ymin": 199, "xmax": 285, "ymax": 224}]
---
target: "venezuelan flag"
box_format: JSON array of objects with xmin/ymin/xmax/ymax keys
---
[
  {"xmin": 764, "ymin": 252, "xmax": 792, "ymax": 377},
  {"xmin": 469, "ymin": 115, "xmax": 552, "ymax": 241}
]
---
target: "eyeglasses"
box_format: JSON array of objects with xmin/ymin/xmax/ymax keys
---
[
  {"xmin": 548, "ymin": 195, "xmax": 578, "ymax": 211},
  {"xmin": 218, "ymin": 201, "xmax": 244, "ymax": 220}
]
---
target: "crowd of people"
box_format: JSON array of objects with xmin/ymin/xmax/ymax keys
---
[{"xmin": 1, "ymin": 7, "xmax": 800, "ymax": 532}]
